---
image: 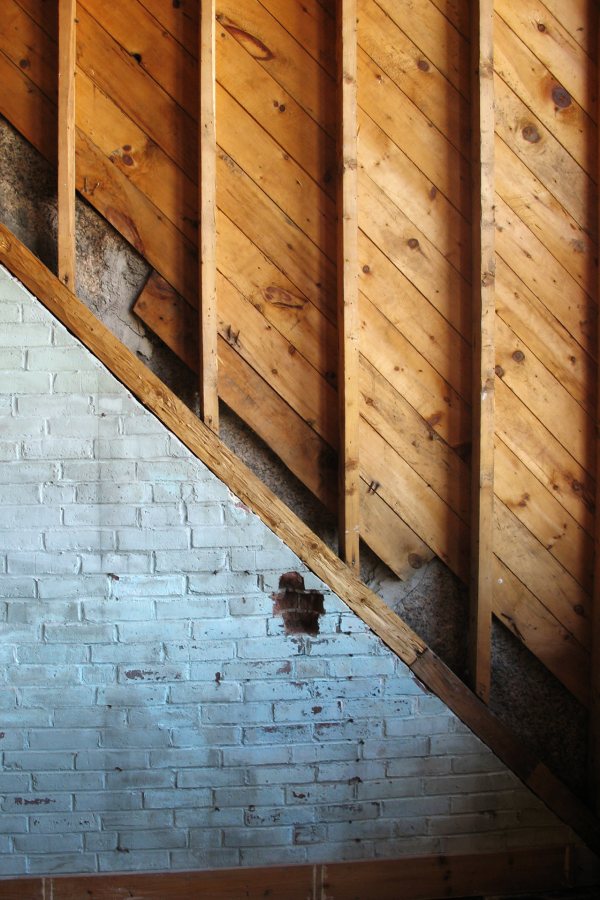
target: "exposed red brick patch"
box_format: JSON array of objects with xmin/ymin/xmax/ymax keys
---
[{"xmin": 272, "ymin": 572, "xmax": 324, "ymax": 636}]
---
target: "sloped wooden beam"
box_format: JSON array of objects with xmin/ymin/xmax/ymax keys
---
[
  {"xmin": 2, "ymin": 223, "xmax": 600, "ymax": 854},
  {"xmin": 337, "ymin": 0, "xmax": 360, "ymax": 572},
  {"xmin": 199, "ymin": 0, "xmax": 219, "ymax": 432},
  {"xmin": 469, "ymin": 0, "xmax": 496, "ymax": 703},
  {"xmin": 57, "ymin": 0, "xmax": 77, "ymax": 289}
]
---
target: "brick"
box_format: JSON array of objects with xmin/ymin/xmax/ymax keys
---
[
  {"xmin": 7, "ymin": 665, "xmax": 82, "ymax": 686},
  {"xmin": 422, "ymin": 772, "xmax": 519, "ymax": 795},
  {"xmin": 0, "ymin": 505, "xmax": 59, "ymax": 528},
  {"xmin": 175, "ymin": 807, "xmax": 243, "ymax": 828},
  {"xmin": 0, "ymin": 773, "xmax": 31, "ymax": 792},
  {"xmin": 170, "ymin": 682, "xmax": 241, "ymax": 704},
  {"xmin": 243, "ymin": 681, "xmax": 311, "ymax": 701},
  {"xmin": 185, "ymin": 504, "xmax": 224, "ymax": 526},
  {"xmin": 17, "ymin": 394, "xmax": 90, "ymax": 416},
  {"xmin": 140, "ymin": 505, "xmax": 184, "ymax": 527},
  {"xmin": 23, "ymin": 438, "xmax": 94, "ymax": 459},
  {"xmin": 21, "ymin": 687, "xmax": 95, "ymax": 707},
  {"xmin": 28, "ymin": 853, "xmax": 98, "ymax": 874},
  {"xmin": 117, "ymin": 664, "xmax": 186, "ymax": 684},
  {"xmin": 96, "ymin": 686, "xmax": 169, "ymax": 708},
  {"xmin": 355, "ymin": 778, "xmax": 422, "ymax": 801},
  {"xmin": 313, "ymin": 678, "xmax": 381, "ymax": 701},
  {"xmin": 118, "ymin": 620, "xmax": 189, "ymax": 642},
  {"xmin": 187, "ymin": 829, "xmax": 223, "ymax": 849},
  {"xmin": 236, "ymin": 636, "xmax": 304, "ymax": 659},
  {"xmin": 98, "ymin": 850, "xmax": 170, "ymax": 872},
  {"xmin": 0, "ymin": 461, "xmax": 58, "ymax": 483},
  {"xmin": 170, "ymin": 848, "xmax": 240, "ymax": 870},
  {"xmin": 77, "ymin": 482, "xmax": 152, "ymax": 504},
  {"xmin": 119, "ymin": 829, "xmax": 188, "ymax": 850},
  {"xmin": 0, "ymin": 416, "xmax": 43, "ymax": 438},
  {"xmin": 386, "ymin": 756, "xmax": 452, "ymax": 777},
  {"xmin": 29, "ymin": 812, "xmax": 98, "ymax": 833},
  {"xmin": 327, "ymin": 656, "xmax": 395, "ymax": 677},
  {"xmin": 113, "ymin": 575, "xmax": 185, "ymax": 598},
  {"xmin": 45, "ymin": 624, "xmax": 114, "ymax": 643},
  {"xmin": 1, "ymin": 323, "xmax": 51, "ymax": 346},
  {"xmin": 202, "ymin": 702, "xmax": 273, "ymax": 725},
  {"xmin": 47, "ymin": 415, "xmax": 119, "ymax": 439},
  {"xmin": 13, "ymin": 833, "xmax": 83, "ymax": 853},
  {"xmin": 243, "ymin": 724, "xmax": 312, "ymax": 745},
  {"xmin": 127, "ymin": 707, "xmax": 197, "ymax": 729},
  {"xmin": 137, "ymin": 460, "xmax": 204, "ymax": 482},
  {"xmin": 8, "ymin": 551, "xmax": 79, "ymax": 575},
  {"xmin": 4, "ymin": 750, "xmax": 76, "ymax": 771},
  {"xmin": 143, "ymin": 789, "xmax": 211, "ymax": 809},
  {"xmin": 381, "ymin": 796, "xmax": 451, "ymax": 818},
  {"xmin": 361, "ymin": 737, "xmax": 429, "ymax": 759},
  {"xmin": 54, "ymin": 708, "xmax": 126, "ymax": 728},
  {"xmin": 53, "ymin": 371, "xmax": 117, "ymax": 393},
  {"xmin": 62, "ymin": 460, "xmax": 136, "ymax": 482},
  {"xmin": 188, "ymin": 572, "xmax": 260, "ymax": 595},
  {"xmin": 81, "ymin": 552, "xmax": 152, "ymax": 575},
  {"xmin": 154, "ymin": 549, "xmax": 227, "ymax": 572},
  {"xmin": 92, "ymin": 643, "xmax": 162, "ymax": 664},
  {"xmin": 100, "ymin": 810, "xmax": 173, "ymax": 830},
  {"xmin": 148, "ymin": 749, "xmax": 219, "ymax": 769},
  {"xmin": 0, "ymin": 576, "xmax": 37, "ymax": 597},
  {"xmin": 0, "ymin": 441, "xmax": 18, "ymax": 461},
  {"xmin": 28, "ymin": 729, "xmax": 100, "ymax": 751},
  {"xmin": 240, "ymin": 846, "xmax": 307, "ymax": 866},
  {"xmin": 63, "ymin": 504, "xmax": 137, "ymax": 528},
  {"xmin": 166, "ymin": 640, "xmax": 235, "ymax": 662},
  {"xmin": 33, "ymin": 773, "xmax": 103, "ymax": 792},
  {"xmin": 0, "ymin": 858, "xmax": 27, "ymax": 876},
  {"xmin": 156, "ymin": 598, "xmax": 227, "ymax": 619},
  {"xmin": 76, "ymin": 749, "xmax": 149, "ymax": 771},
  {"xmin": 291, "ymin": 743, "xmax": 358, "ymax": 764},
  {"xmin": 83, "ymin": 599, "xmax": 156, "ymax": 622},
  {"xmin": 213, "ymin": 786, "xmax": 285, "ymax": 808},
  {"xmin": 385, "ymin": 715, "xmax": 454, "ymax": 738},
  {"xmin": 85, "ymin": 832, "xmax": 119, "ymax": 851},
  {"xmin": 246, "ymin": 765, "xmax": 315, "ymax": 786},
  {"xmin": 117, "ymin": 528, "xmax": 190, "ymax": 551},
  {"xmin": 105, "ymin": 771, "xmax": 175, "ymax": 791},
  {"xmin": 223, "ymin": 825, "xmax": 292, "ymax": 848},
  {"xmin": 192, "ymin": 617, "xmax": 266, "ymax": 640},
  {"xmin": 45, "ymin": 529, "xmax": 116, "ymax": 552},
  {"xmin": 177, "ymin": 768, "xmax": 245, "ymax": 789}
]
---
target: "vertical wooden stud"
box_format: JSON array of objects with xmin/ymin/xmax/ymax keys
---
[
  {"xmin": 57, "ymin": 0, "xmax": 77, "ymax": 290},
  {"xmin": 199, "ymin": 0, "xmax": 219, "ymax": 432},
  {"xmin": 337, "ymin": 0, "xmax": 360, "ymax": 573},
  {"xmin": 469, "ymin": 0, "xmax": 496, "ymax": 703},
  {"xmin": 590, "ymin": 13, "xmax": 600, "ymax": 812}
]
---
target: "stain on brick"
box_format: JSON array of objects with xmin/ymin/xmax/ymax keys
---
[{"xmin": 272, "ymin": 572, "xmax": 324, "ymax": 636}]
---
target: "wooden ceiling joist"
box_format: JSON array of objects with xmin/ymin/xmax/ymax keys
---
[
  {"xmin": 199, "ymin": 0, "xmax": 219, "ymax": 433},
  {"xmin": 57, "ymin": 0, "xmax": 76, "ymax": 289},
  {"xmin": 469, "ymin": 0, "xmax": 495, "ymax": 704},
  {"xmin": 337, "ymin": 0, "xmax": 360, "ymax": 573}
]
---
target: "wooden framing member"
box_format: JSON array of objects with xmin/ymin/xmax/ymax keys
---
[
  {"xmin": 591, "ymin": 18, "xmax": 600, "ymax": 812},
  {"xmin": 337, "ymin": 0, "xmax": 360, "ymax": 572},
  {"xmin": 469, "ymin": 0, "xmax": 496, "ymax": 703},
  {"xmin": 57, "ymin": 0, "xmax": 77, "ymax": 289},
  {"xmin": 199, "ymin": 0, "xmax": 219, "ymax": 432}
]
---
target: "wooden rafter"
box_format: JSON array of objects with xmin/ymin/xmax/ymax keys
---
[
  {"xmin": 199, "ymin": 0, "xmax": 219, "ymax": 432},
  {"xmin": 591, "ymin": 14, "xmax": 600, "ymax": 812},
  {"xmin": 57, "ymin": 0, "xmax": 76, "ymax": 289},
  {"xmin": 337, "ymin": 0, "xmax": 360, "ymax": 572},
  {"xmin": 469, "ymin": 0, "xmax": 496, "ymax": 703}
]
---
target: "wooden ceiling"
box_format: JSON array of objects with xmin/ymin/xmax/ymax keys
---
[{"xmin": 0, "ymin": 0, "xmax": 597, "ymax": 714}]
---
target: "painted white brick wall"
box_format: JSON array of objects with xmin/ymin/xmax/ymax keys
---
[{"xmin": 0, "ymin": 266, "xmax": 574, "ymax": 877}]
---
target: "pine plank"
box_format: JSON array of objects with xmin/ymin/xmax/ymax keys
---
[
  {"xmin": 540, "ymin": 0, "xmax": 597, "ymax": 56},
  {"xmin": 493, "ymin": 555, "xmax": 589, "ymax": 705},
  {"xmin": 494, "ymin": 73, "xmax": 593, "ymax": 235},
  {"xmin": 359, "ymin": 109, "xmax": 469, "ymax": 275},
  {"xmin": 337, "ymin": 0, "xmax": 360, "ymax": 571},
  {"xmin": 495, "ymin": 196, "xmax": 594, "ymax": 356},
  {"xmin": 494, "ymin": 12, "xmax": 593, "ymax": 173},
  {"xmin": 495, "ymin": 501, "xmax": 590, "ymax": 648},
  {"xmin": 496, "ymin": 379, "xmax": 595, "ymax": 536},
  {"xmin": 496, "ymin": 0, "xmax": 596, "ymax": 116},
  {"xmin": 469, "ymin": 0, "xmax": 495, "ymax": 703},
  {"xmin": 495, "ymin": 438, "xmax": 593, "ymax": 594},
  {"xmin": 360, "ymin": 357, "xmax": 470, "ymax": 524},
  {"xmin": 495, "ymin": 315, "xmax": 592, "ymax": 472},
  {"xmin": 358, "ymin": 231, "xmax": 470, "ymax": 401},
  {"xmin": 496, "ymin": 257, "xmax": 593, "ymax": 413},
  {"xmin": 373, "ymin": 0, "xmax": 470, "ymax": 100},
  {"xmin": 57, "ymin": 0, "xmax": 77, "ymax": 290},
  {"xmin": 358, "ymin": 47, "xmax": 470, "ymax": 213},
  {"xmin": 200, "ymin": 0, "xmax": 219, "ymax": 432},
  {"xmin": 495, "ymin": 135, "xmax": 595, "ymax": 294},
  {"xmin": 591, "ymin": 2, "xmax": 600, "ymax": 810},
  {"xmin": 216, "ymin": 0, "xmax": 336, "ymax": 136}
]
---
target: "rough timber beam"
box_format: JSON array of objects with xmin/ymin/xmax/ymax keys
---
[
  {"xmin": 469, "ymin": 0, "xmax": 496, "ymax": 703},
  {"xmin": 57, "ymin": 0, "xmax": 77, "ymax": 289},
  {"xmin": 199, "ymin": 0, "xmax": 219, "ymax": 432},
  {"xmin": 591, "ymin": 13, "xmax": 600, "ymax": 812},
  {"xmin": 337, "ymin": 0, "xmax": 360, "ymax": 573}
]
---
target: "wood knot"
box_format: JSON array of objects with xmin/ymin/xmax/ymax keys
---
[
  {"xmin": 552, "ymin": 85, "xmax": 571, "ymax": 108},
  {"xmin": 522, "ymin": 124, "xmax": 540, "ymax": 143},
  {"xmin": 512, "ymin": 350, "xmax": 525, "ymax": 363}
]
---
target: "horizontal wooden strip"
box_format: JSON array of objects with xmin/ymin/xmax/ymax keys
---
[{"xmin": 3, "ymin": 845, "xmax": 600, "ymax": 900}]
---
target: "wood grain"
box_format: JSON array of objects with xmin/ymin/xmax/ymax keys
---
[{"xmin": 57, "ymin": 0, "xmax": 76, "ymax": 289}]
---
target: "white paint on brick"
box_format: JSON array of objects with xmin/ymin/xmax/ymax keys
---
[{"xmin": 0, "ymin": 266, "xmax": 577, "ymax": 876}]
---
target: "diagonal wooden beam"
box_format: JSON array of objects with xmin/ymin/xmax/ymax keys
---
[
  {"xmin": 469, "ymin": 0, "xmax": 496, "ymax": 703},
  {"xmin": 337, "ymin": 0, "xmax": 360, "ymax": 573},
  {"xmin": 57, "ymin": 0, "xmax": 77, "ymax": 289},
  {"xmin": 199, "ymin": 0, "xmax": 219, "ymax": 432}
]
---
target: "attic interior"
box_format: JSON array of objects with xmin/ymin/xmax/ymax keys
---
[{"xmin": 1, "ymin": 0, "xmax": 600, "ymax": 896}]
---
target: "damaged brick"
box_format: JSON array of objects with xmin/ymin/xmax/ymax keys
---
[{"xmin": 272, "ymin": 571, "xmax": 325, "ymax": 636}]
